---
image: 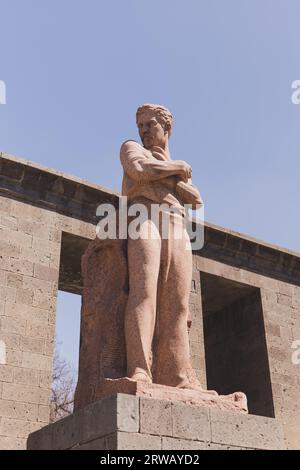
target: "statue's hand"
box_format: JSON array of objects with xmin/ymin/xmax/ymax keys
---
[
  {"xmin": 175, "ymin": 160, "xmax": 192, "ymax": 183},
  {"xmin": 176, "ymin": 180, "xmax": 203, "ymax": 209}
]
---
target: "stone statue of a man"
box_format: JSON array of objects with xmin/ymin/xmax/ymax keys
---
[
  {"xmin": 120, "ymin": 103, "xmax": 203, "ymax": 389},
  {"xmin": 75, "ymin": 103, "xmax": 247, "ymax": 412}
]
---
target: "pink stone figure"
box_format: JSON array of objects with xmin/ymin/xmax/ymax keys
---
[{"xmin": 120, "ymin": 104, "xmax": 203, "ymax": 389}]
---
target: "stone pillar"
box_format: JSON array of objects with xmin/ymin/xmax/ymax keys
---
[
  {"xmin": 0, "ymin": 152, "xmax": 115, "ymax": 449},
  {"xmin": 0, "ymin": 195, "xmax": 60, "ymax": 449},
  {"xmin": 189, "ymin": 264, "xmax": 207, "ymax": 387}
]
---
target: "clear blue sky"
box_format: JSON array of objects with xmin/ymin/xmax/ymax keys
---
[{"xmin": 1, "ymin": 0, "xmax": 300, "ymax": 369}]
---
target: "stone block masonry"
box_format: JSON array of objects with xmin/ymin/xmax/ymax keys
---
[
  {"xmin": 0, "ymin": 197, "xmax": 60, "ymax": 449},
  {"xmin": 27, "ymin": 394, "xmax": 286, "ymax": 450}
]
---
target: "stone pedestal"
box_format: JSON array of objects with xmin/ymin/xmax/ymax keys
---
[
  {"xmin": 27, "ymin": 394, "xmax": 286, "ymax": 450},
  {"xmin": 92, "ymin": 378, "xmax": 248, "ymax": 413}
]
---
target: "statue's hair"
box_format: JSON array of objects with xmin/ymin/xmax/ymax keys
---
[{"xmin": 136, "ymin": 103, "xmax": 173, "ymax": 136}]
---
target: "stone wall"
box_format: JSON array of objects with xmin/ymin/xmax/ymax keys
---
[
  {"xmin": 0, "ymin": 196, "xmax": 59, "ymax": 449},
  {"xmin": 194, "ymin": 254, "xmax": 300, "ymax": 449},
  {"xmin": 0, "ymin": 153, "xmax": 103, "ymax": 448},
  {"xmin": 0, "ymin": 194, "xmax": 97, "ymax": 449}
]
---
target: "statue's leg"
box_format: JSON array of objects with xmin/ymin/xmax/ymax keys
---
[
  {"xmin": 153, "ymin": 213, "xmax": 194, "ymax": 387},
  {"xmin": 125, "ymin": 217, "xmax": 161, "ymax": 382}
]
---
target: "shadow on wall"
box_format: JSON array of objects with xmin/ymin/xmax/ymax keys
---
[{"xmin": 201, "ymin": 272, "xmax": 275, "ymax": 418}]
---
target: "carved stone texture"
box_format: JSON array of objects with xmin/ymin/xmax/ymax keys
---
[
  {"xmin": 94, "ymin": 378, "xmax": 248, "ymax": 413},
  {"xmin": 74, "ymin": 235, "xmax": 128, "ymax": 410}
]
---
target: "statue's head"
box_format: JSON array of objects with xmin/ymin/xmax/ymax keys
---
[{"xmin": 136, "ymin": 103, "xmax": 173, "ymax": 150}]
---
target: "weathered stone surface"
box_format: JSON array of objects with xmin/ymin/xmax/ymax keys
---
[
  {"xmin": 0, "ymin": 417, "xmax": 41, "ymax": 439},
  {"xmin": 172, "ymin": 402, "xmax": 210, "ymax": 441},
  {"xmin": 162, "ymin": 437, "xmax": 250, "ymax": 450},
  {"xmin": 27, "ymin": 423, "xmax": 53, "ymax": 450},
  {"xmin": 210, "ymin": 409, "xmax": 286, "ymax": 450},
  {"xmin": 0, "ymin": 400, "xmax": 38, "ymax": 421},
  {"xmin": 74, "ymin": 236, "xmax": 128, "ymax": 410},
  {"xmin": 80, "ymin": 394, "xmax": 139, "ymax": 444},
  {"xmin": 94, "ymin": 378, "xmax": 247, "ymax": 413},
  {"xmin": 116, "ymin": 393, "xmax": 139, "ymax": 433},
  {"xmin": 0, "ymin": 436, "xmax": 27, "ymax": 450},
  {"xmin": 28, "ymin": 393, "xmax": 139, "ymax": 450},
  {"xmin": 27, "ymin": 394, "xmax": 286, "ymax": 450},
  {"xmin": 117, "ymin": 431, "xmax": 162, "ymax": 450},
  {"xmin": 140, "ymin": 398, "xmax": 172, "ymax": 436},
  {"xmin": 162, "ymin": 437, "xmax": 209, "ymax": 450},
  {"xmin": 52, "ymin": 413, "xmax": 82, "ymax": 450},
  {"xmin": 72, "ymin": 433, "xmax": 116, "ymax": 450}
]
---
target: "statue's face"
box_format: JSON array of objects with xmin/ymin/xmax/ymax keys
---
[{"xmin": 137, "ymin": 111, "xmax": 167, "ymax": 150}]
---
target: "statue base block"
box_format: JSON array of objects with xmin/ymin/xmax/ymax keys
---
[
  {"xmin": 27, "ymin": 394, "xmax": 286, "ymax": 450},
  {"xmin": 94, "ymin": 378, "xmax": 248, "ymax": 414}
]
